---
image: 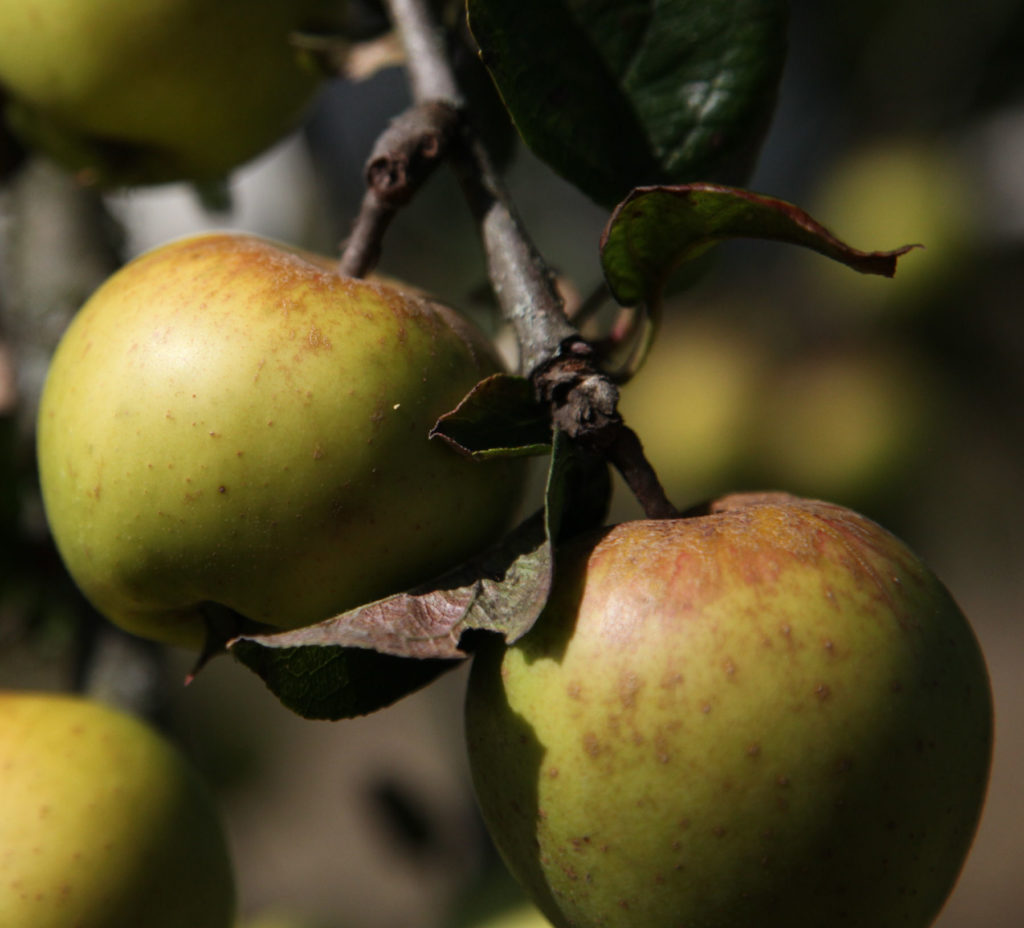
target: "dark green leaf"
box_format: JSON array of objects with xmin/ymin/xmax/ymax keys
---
[
  {"xmin": 601, "ymin": 183, "xmax": 921, "ymax": 305},
  {"xmin": 430, "ymin": 373, "xmax": 551, "ymax": 459},
  {"xmin": 227, "ymin": 432, "xmax": 608, "ymax": 719},
  {"xmin": 467, "ymin": 0, "xmax": 789, "ymax": 207},
  {"xmin": 229, "ymin": 641, "xmax": 455, "ymax": 720}
]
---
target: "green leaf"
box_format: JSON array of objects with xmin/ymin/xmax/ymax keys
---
[
  {"xmin": 228, "ymin": 642, "xmax": 455, "ymax": 720},
  {"xmin": 467, "ymin": 0, "xmax": 789, "ymax": 207},
  {"xmin": 601, "ymin": 183, "xmax": 921, "ymax": 305},
  {"xmin": 430, "ymin": 373, "xmax": 552, "ymax": 459},
  {"xmin": 228, "ymin": 432, "xmax": 610, "ymax": 719}
]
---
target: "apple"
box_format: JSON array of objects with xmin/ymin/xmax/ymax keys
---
[
  {"xmin": 801, "ymin": 139, "xmax": 978, "ymax": 319},
  {"xmin": 465, "ymin": 493, "xmax": 992, "ymax": 928},
  {"xmin": 0, "ymin": 690, "xmax": 235, "ymax": 927},
  {"xmin": 0, "ymin": 0, "xmax": 343, "ymax": 185},
  {"xmin": 37, "ymin": 232, "xmax": 526, "ymax": 648},
  {"xmin": 749, "ymin": 342, "xmax": 939, "ymax": 505},
  {"xmin": 616, "ymin": 315, "xmax": 768, "ymax": 504},
  {"xmin": 469, "ymin": 901, "xmax": 553, "ymax": 928}
]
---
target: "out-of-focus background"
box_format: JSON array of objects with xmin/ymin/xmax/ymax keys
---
[{"xmin": 1, "ymin": 2, "xmax": 1021, "ymax": 926}]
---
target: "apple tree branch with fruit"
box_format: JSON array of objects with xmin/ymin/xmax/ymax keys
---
[{"xmin": 0, "ymin": 2, "xmax": 997, "ymax": 928}]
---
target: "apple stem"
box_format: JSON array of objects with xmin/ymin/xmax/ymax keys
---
[{"xmin": 378, "ymin": 0, "xmax": 678, "ymax": 521}]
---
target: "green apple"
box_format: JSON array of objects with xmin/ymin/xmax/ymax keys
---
[
  {"xmin": 0, "ymin": 0, "xmax": 343, "ymax": 185},
  {"xmin": 465, "ymin": 493, "xmax": 992, "ymax": 928},
  {"xmin": 616, "ymin": 315, "xmax": 768, "ymax": 503},
  {"xmin": 802, "ymin": 139, "xmax": 978, "ymax": 318},
  {"xmin": 0, "ymin": 690, "xmax": 235, "ymax": 927},
  {"xmin": 37, "ymin": 232, "xmax": 526, "ymax": 648},
  {"xmin": 749, "ymin": 343, "xmax": 939, "ymax": 504},
  {"xmin": 470, "ymin": 902, "xmax": 553, "ymax": 928}
]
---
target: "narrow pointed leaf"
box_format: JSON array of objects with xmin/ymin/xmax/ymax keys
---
[
  {"xmin": 467, "ymin": 0, "xmax": 788, "ymax": 207},
  {"xmin": 601, "ymin": 183, "xmax": 921, "ymax": 305}
]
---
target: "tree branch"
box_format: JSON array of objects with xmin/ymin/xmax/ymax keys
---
[
  {"xmin": 380, "ymin": 0, "xmax": 677, "ymax": 520},
  {"xmin": 385, "ymin": 0, "xmax": 460, "ymax": 103},
  {"xmin": 339, "ymin": 100, "xmax": 459, "ymax": 277}
]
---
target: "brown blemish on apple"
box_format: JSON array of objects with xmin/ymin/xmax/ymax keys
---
[
  {"xmin": 582, "ymin": 732, "xmax": 602, "ymax": 757},
  {"xmin": 660, "ymin": 669, "xmax": 683, "ymax": 689},
  {"xmin": 306, "ymin": 325, "xmax": 331, "ymax": 350},
  {"xmin": 618, "ymin": 671, "xmax": 641, "ymax": 708},
  {"xmin": 814, "ymin": 683, "xmax": 831, "ymax": 702}
]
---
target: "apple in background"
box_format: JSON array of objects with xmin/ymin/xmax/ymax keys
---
[
  {"xmin": 469, "ymin": 901, "xmax": 552, "ymax": 928},
  {"xmin": 800, "ymin": 139, "xmax": 978, "ymax": 319},
  {"xmin": 37, "ymin": 232, "xmax": 526, "ymax": 649},
  {"xmin": 466, "ymin": 493, "xmax": 992, "ymax": 928},
  {"xmin": 0, "ymin": 0, "xmax": 344, "ymax": 185},
  {"xmin": 748, "ymin": 342, "xmax": 940, "ymax": 506},
  {"xmin": 0, "ymin": 690, "xmax": 234, "ymax": 927},
  {"xmin": 616, "ymin": 315, "xmax": 768, "ymax": 507}
]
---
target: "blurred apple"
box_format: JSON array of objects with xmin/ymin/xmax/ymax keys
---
[
  {"xmin": 0, "ymin": 0, "xmax": 343, "ymax": 185},
  {"xmin": 803, "ymin": 139, "xmax": 978, "ymax": 317},
  {"xmin": 37, "ymin": 232, "xmax": 526, "ymax": 648},
  {"xmin": 466, "ymin": 493, "xmax": 992, "ymax": 928},
  {"xmin": 616, "ymin": 316, "xmax": 768, "ymax": 508},
  {"xmin": 469, "ymin": 901, "xmax": 552, "ymax": 928},
  {"xmin": 747, "ymin": 342, "xmax": 940, "ymax": 505},
  {"xmin": 0, "ymin": 690, "xmax": 234, "ymax": 927}
]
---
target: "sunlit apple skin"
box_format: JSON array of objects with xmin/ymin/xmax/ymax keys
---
[
  {"xmin": 37, "ymin": 232, "xmax": 525, "ymax": 648},
  {"xmin": 0, "ymin": 690, "xmax": 235, "ymax": 928},
  {"xmin": 0, "ymin": 0, "xmax": 341, "ymax": 185},
  {"xmin": 466, "ymin": 493, "xmax": 992, "ymax": 928}
]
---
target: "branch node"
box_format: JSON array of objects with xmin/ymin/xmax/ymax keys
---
[{"xmin": 339, "ymin": 100, "xmax": 460, "ymax": 278}]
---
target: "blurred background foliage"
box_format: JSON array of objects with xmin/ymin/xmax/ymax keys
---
[{"xmin": 1, "ymin": 1, "xmax": 1022, "ymax": 926}]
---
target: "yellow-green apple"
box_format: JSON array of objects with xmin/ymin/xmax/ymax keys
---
[
  {"xmin": 472, "ymin": 902, "xmax": 553, "ymax": 928},
  {"xmin": 37, "ymin": 232, "xmax": 526, "ymax": 648},
  {"xmin": 465, "ymin": 493, "xmax": 992, "ymax": 928},
  {"xmin": 0, "ymin": 0, "xmax": 342, "ymax": 185},
  {"xmin": 0, "ymin": 690, "xmax": 234, "ymax": 927},
  {"xmin": 802, "ymin": 139, "xmax": 977, "ymax": 318},
  {"xmin": 749, "ymin": 343, "xmax": 939, "ymax": 505},
  {"xmin": 616, "ymin": 315, "xmax": 767, "ymax": 505}
]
